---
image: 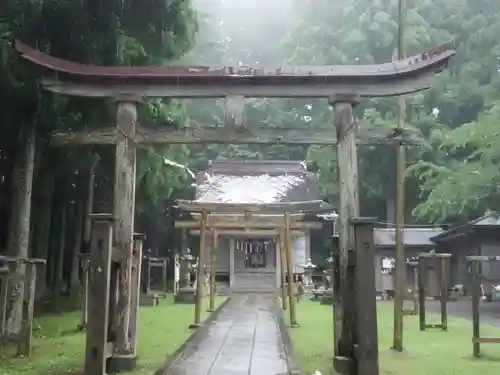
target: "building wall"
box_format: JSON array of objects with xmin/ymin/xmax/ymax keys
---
[
  {"xmin": 375, "ymin": 247, "xmax": 430, "ymax": 293},
  {"xmin": 478, "ymin": 231, "xmax": 500, "ymax": 284}
]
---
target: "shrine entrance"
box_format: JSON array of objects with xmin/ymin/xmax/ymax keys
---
[
  {"xmin": 240, "ymin": 238, "xmax": 275, "ymax": 269},
  {"xmin": 233, "ymin": 238, "xmax": 278, "ymax": 293}
]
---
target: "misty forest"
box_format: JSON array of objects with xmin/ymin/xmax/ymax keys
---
[{"xmin": 1, "ymin": 0, "xmax": 500, "ymax": 375}]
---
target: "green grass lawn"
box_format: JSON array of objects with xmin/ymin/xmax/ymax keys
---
[
  {"xmin": 0, "ymin": 295, "xmax": 226, "ymax": 375},
  {"xmin": 288, "ymin": 300, "xmax": 500, "ymax": 375}
]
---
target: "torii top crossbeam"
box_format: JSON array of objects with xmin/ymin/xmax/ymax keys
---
[
  {"xmin": 15, "ymin": 40, "xmax": 455, "ymax": 98},
  {"xmin": 175, "ymin": 199, "xmax": 334, "ymax": 215}
]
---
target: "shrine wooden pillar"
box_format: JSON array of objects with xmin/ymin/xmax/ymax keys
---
[
  {"xmin": 352, "ymin": 218, "xmax": 379, "ymax": 375},
  {"xmin": 330, "ymin": 95, "xmax": 360, "ymax": 368},
  {"xmin": 129, "ymin": 233, "xmax": 145, "ymax": 356},
  {"xmin": 84, "ymin": 214, "xmax": 114, "ymax": 375},
  {"xmin": 113, "ymin": 96, "xmax": 140, "ymax": 357},
  {"xmin": 208, "ymin": 229, "xmax": 218, "ymax": 312},
  {"xmin": 275, "ymin": 237, "xmax": 280, "ymax": 288},
  {"xmin": 190, "ymin": 210, "xmax": 208, "ymax": 328},
  {"xmin": 279, "ymin": 230, "xmax": 288, "ymax": 310},
  {"xmin": 78, "ymin": 254, "xmax": 91, "ymax": 331},
  {"xmin": 229, "ymin": 238, "xmax": 235, "ymax": 288},
  {"xmin": 284, "ymin": 212, "xmax": 298, "ymax": 327}
]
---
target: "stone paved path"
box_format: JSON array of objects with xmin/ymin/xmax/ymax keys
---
[{"xmin": 166, "ymin": 294, "xmax": 289, "ymax": 375}]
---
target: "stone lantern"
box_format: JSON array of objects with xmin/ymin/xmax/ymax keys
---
[
  {"xmin": 302, "ymin": 258, "xmax": 316, "ymax": 290},
  {"xmin": 180, "ymin": 248, "xmax": 194, "ymax": 288},
  {"xmin": 175, "ymin": 249, "xmax": 197, "ymax": 304}
]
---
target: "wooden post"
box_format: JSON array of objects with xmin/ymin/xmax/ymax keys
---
[
  {"xmin": 161, "ymin": 259, "xmax": 168, "ymax": 296},
  {"xmin": 141, "ymin": 256, "xmax": 151, "ymax": 295},
  {"xmin": 179, "ymin": 229, "xmax": 190, "ymax": 288},
  {"xmin": 418, "ymin": 257, "xmax": 426, "ymax": 331},
  {"xmin": 352, "ymin": 218, "xmax": 379, "ymax": 375},
  {"xmin": 412, "ymin": 264, "xmax": 419, "ymax": 312},
  {"xmin": 418, "ymin": 253, "xmax": 451, "ymax": 331},
  {"xmin": 84, "ymin": 214, "xmax": 114, "ymax": 375},
  {"xmin": 393, "ymin": 0, "xmax": 408, "ymax": 352},
  {"xmin": 229, "ymin": 238, "xmax": 235, "ymax": 288},
  {"xmin": 275, "ymin": 238, "xmax": 280, "ymax": 288},
  {"xmin": 190, "ymin": 210, "xmax": 208, "ymax": 329},
  {"xmin": 284, "ymin": 212, "xmax": 298, "ymax": 327},
  {"xmin": 0, "ymin": 271, "xmax": 9, "ymax": 351},
  {"xmin": 208, "ymin": 230, "xmax": 218, "ymax": 312},
  {"xmin": 129, "ymin": 233, "xmax": 144, "ymax": 355},
  {"xmin": 440, "ymin": 256, "xmax": 449, "ymax": 330},
  {"xmin": 18, "ymin": 263, "xmax": 36, "ymax": 356},
  {"xmin": 471, "ymin": 260, "xmax": 480, "ymax": 356},
  {"xmin": 403, "ymin": 261, "xmax": 418, "ymax": 315},
  {"xmin": 330, "ymin": 95, "xmax": 360, "ymax": 364},
  {"xmin": 113, "ymin": 97, "xmax": 139, "ymax": 355},
  {"xmin": 79, "ymin": 254, "xmax": 91, "ymax": 330},
  {"xmin": 279, "ymin": 231, "xmax": 288, "ymax": 310}
]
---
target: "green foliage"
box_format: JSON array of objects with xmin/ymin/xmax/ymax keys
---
[
  {"xmin": 410, "ymin": 102, "xmax": 500, "ymax": 221},
  {"xmin": 0, "ymin": 0, "xmax": 198, "ymax": 214},
  {"xmin": 290, "ymin": 300, "xmax": 500, "ymax": 375},
  {"xmin": 281, "ymin": 0, "xmax": 500, "ymax": 223},
  {"xmin": 4, "ymin": 0, "xmax": 500, "ymax": 226}
]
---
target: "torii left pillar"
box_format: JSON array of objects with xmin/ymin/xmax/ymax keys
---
[
  {"xmin": 330, "ymin": 95, "xmax": 360, "ymax": 374},
  {"xmin": 110, "ymin": 95, "xmax": 140, "ymax": 371}
]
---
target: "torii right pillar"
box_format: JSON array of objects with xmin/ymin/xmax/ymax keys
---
[{"xmin": 330, "ymin": 95, "xmax": 379, "ymax": 375}]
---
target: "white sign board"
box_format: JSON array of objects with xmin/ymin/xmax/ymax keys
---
[{"xmin": 382, "ymin": 257, "xmax": 394, "ymax": 269}]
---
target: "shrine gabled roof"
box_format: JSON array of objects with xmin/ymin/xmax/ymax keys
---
[
  {"xmin": 194, "ymin": 160, "xmax": 320, "ymax": 205},
  {"xmin": 14, "ymin": 40, "xmax": 455, "ymax": 84},
  {"xmin": 431, "ymin": 212, "xmax": 500, "ymax": 243}
]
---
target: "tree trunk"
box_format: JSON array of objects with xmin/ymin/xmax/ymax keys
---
[
  {"xmin": 32, "ymin": 150, "xmax": 55, "ymax": 298},
  {"xmin": 5, "ymin": 123, "xmax": 36, "ymax": 336},
  {"xmin": 55, "ymin": 206, "xmax": 68, "ymax": 293},
  {"xmin": 82, "ymin": 158, "xmax": 97, "ymax": 254},
  {"xmin": 71, "ymin": 189, "xmax": 86, "ymax": 290}
]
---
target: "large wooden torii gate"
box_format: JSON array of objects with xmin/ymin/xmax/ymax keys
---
[{"xmin": 14, "ymin": 40, "xmax": 455, "ymax": 375}]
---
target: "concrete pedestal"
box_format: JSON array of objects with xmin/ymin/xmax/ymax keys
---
[
  {"xmin": 107, "ymin": 354, "xmax": 137, "ymax": 373},
  {"xmin": 320, "ymin": 289, "xmax": 333, "ymax": 305},
  {"xmin": 175, "ymin": 287, "xmax": 197, "ymax": 304},
  {"xmin": 140, "ymin": 294, "xmax": 160, "ymax": 306}
]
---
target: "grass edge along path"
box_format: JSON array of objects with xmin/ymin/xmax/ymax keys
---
[
  {"xmin": 287, "ymin": 300, "xmax": 500, "ymax": 375},
  {"xmin": 0, "ymin": 295, "xmax": 227, "ymax": 375}
]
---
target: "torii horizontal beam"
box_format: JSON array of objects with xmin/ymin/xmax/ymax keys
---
[
  {"xmin": 41, "ymin": 76, "xmax": 437, "ymax": 98},
  {"xmin": 188, "ymin": 212, "xmax": 315, "ymax": 225},
  {"xmin": 190, "ymin": 212, "xmax": 309, "ymax": 220},
  {"xmin": 175, "ymin": 200, "xmax": 334, "ymax": 214},
  {"xmin": 50, "ymin": 125, "xmax": 420, "ymax": 146},
  {"xmin": 175, "ymin": 220, "xmax": 322, "ymax": 230},
  {"xmin": 189, "ymin": 228, "xmax": 301, "ymax": 237}
]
